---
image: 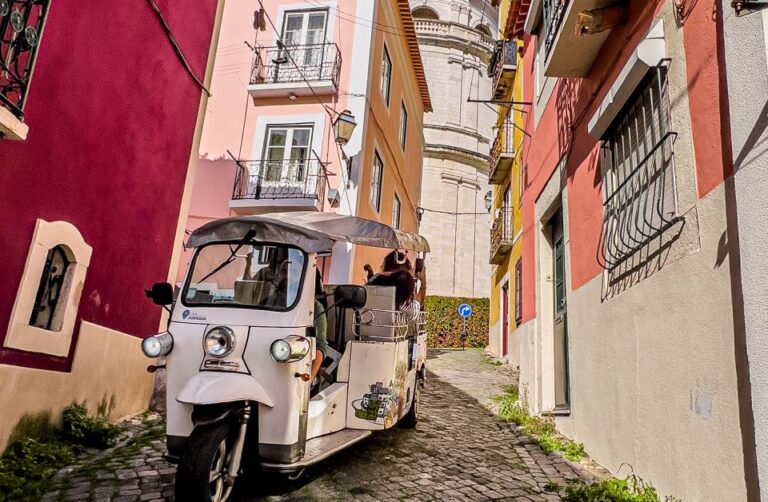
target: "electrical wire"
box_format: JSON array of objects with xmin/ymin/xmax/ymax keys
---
[{"xmin": 146, "ymin": 0, "xmax": 211, "ymax": 96}]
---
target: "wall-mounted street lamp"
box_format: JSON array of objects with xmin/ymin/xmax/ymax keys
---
[
  {"xmin": 484, "ymin": 190, "xmax": 493, "ymax": 212},
  {"xmin": 333, "ymin": 109, "xmax": 357, "ymax": 145},
  {"xmin": 416, "ymin": 207, "xmax": 425, "ymax": 222}
]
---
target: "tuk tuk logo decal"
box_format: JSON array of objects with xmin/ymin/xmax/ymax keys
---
[{"xmin": 182, "ymin": 309, "xmax": 207, "ymax": 321}]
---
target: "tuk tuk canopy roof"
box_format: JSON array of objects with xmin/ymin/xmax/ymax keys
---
[{"xmin": 186, "ymin": 212, "xmax": 431, "ymax": 254}]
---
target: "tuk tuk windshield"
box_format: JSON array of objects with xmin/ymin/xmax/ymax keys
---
[{"xmin": 183, "ymin": 243, "xmax": 306, "ymax": 310}]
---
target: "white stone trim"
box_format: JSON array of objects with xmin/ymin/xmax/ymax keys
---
[
  {"xmin": 0, "ymin": 106, "xmax": 29, "ymax": 141},
  {"xmin": 4, "ymin": 220, "xmax": 92, "ymax": 357},
  {"xmin": 588, "ymin": 19, "xmax": 666, "ymax": 139}
]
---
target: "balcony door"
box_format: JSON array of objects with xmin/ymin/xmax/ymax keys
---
[
  {"xmin": 257, "ymin": 126, "xmax": 314, "ymax": 197},
  {"xmin": 280, "ymin": 10, "xmax": 328, "ymax": 80}
]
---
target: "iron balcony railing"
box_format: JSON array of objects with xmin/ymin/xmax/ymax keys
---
[
  {"xmin": 543, "ymin": 0, "xmax": 569, "ymax": 57},
  {"xmin": 250, "ymin": 42, "xmax": 341, "ymax": 88},
  {"xmin": 232, "ymin": 159, "xmax": 326, "ymax": 202},
  {"xmin": 489, "ymin": 40, "xmax": 517, "ymax": 93},
  {"xmin": 490, "ymin": 121, "xmax": 515, "ymax": 166},
  {"xmin": 490, "ymin": 207, "xmax": 514, "ymax": 263},
  {"xmin": 0, "ymin": 0, "xmax": 50, "ymax": 119}
]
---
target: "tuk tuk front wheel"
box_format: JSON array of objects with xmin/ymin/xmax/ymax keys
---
[
  {"xmin": 399, "ymin": 379, "xmax": 421, "ymax": 428},
  {"xmin": 175, "ymin": 421, "xmax": 236, "ymax": 502}
]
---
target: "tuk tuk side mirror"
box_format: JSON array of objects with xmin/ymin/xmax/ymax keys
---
[
  {"xmin": 333, "ymin": 285, "xmax": 367, "ymax": 310},
  {"xmin": 146, "ymin": 282, "xmax": 174, "ymax": 306}
]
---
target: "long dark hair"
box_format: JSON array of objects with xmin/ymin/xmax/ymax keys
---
[
  {"xmin": 381, "ymin": 250, "xmax": 412, "ymax": 273},
  {"xmin": 369, "ymin": 269, "xmax": 415, "ymax": 309}
]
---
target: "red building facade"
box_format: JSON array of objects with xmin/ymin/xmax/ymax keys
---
[
  {"xmin": 0, "ymin": 0, "xmax": 222, "ymax": 450},
  {"xmin": 502, "ymin": 0, "xmax": 756, "ymax": 499}
]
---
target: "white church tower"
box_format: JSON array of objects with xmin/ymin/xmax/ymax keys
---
[{"xmin": 410, "ymin": 0, "xmax": 499, "ymax": 297}]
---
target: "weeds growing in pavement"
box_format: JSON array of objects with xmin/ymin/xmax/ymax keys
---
[
  {"xmin": 562, "ymin": 472, "xmax": 680, "ymax": 502},
  {"xmin": 492, "ymin": 385, "xmax": 585, "ymax": 462},
  {"xmin": 0, "ymin": 404, "xmax": 125, "ymax": 501}
]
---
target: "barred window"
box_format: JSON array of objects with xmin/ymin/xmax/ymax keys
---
[{"xmin": 599, "ymin": 64, "xmax": 679, "ymax": 270}]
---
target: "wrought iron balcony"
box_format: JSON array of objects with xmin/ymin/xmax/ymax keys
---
[
  {"xmin": 248, "ymin": 42, "xmax": 341, "ymax": 100},
  {"xmin": 490, "ymin": 207, "xmax": 515, "ymax": 265},
  {"xmin": 0, "ymin": 0, "xmax": 49, "ymax": 139},
  {"xmin": 230, "ymin": 159, "xmax": 327, "ymax": 213},
  {"xmin": 489, "ymin": 121, "xmax": 515, "ymax": 185},
  {"xmin": 489, "ymin": 40, "xmax": 517, "ymax": 100},
  {"xmin": 543, "ymin": 0, "xmax": 624, "ymax": 77}
]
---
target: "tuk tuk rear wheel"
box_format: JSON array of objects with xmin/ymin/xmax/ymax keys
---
[
  {"xmin": 399, "ymin": 379, "xmax": 421, "ymax": 428},
  {"xmin": 175, "ymin": 421, "xmax": 236, "ymax": 502}
]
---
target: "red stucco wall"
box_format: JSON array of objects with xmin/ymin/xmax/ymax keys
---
[
  {"xmin": 519, "ymin": 1, "xmax": 726, "ymax": 322},
  {"xmin": 0, "ymin": 0, "xmax": 218, "ymax": 370}
]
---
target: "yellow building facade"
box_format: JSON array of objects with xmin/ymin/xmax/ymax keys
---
[{"xmin": 487, "ymin": 0, "xmax": 524, "ymax": 363}]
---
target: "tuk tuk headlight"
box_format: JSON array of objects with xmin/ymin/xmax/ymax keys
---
[
  {"xmin": 204, "ymin": 327, "xmax": 236, "ymax": 358},
  {"xmin": 142, "ymin": 331, "xmax": 173, "ymax": 358},
  {"xmin": 270, "ymin": 335, "xmax": 310, "ymax": 363}
]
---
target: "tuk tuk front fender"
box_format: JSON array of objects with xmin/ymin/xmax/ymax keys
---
[{"xmin": 177, "ymin": 372, "xmax": 275, "ymax": 407}]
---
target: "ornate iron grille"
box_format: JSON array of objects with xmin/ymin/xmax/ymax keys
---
[
  {"xmin": 598, "ymin": 63, "xmax": 681, "ymax": 270},
  {"xmin": 232, "ymin": 158, "xmax": 326, "ymax": 202},
  {"xmin": 250, "ymin": 42, "xmax": 341, "ymax": 88},
  {"xmin": 30, "ymin": 245, "xmax": 70, "ymax": 331},
  {"xmin": 0, "ymin": 0, "xmax": 49, "ymax": 118},
  {"xmin": 543, "ymin": 0, "xmax": 568, "ymax": 57}
]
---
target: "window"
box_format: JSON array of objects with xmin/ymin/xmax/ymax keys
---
[
  {"xmin": 277, "ymin": 10, "xmax": 328, "ymax": 80},
  {"xmin": 4, "ymin": 219, "xmax": 92, "ymax": 357},
  {"xmin": 599, "ymin": 65, "xmax": 678, "ymax": 270},
  {"xmin": 399, "ymin": 102, "xmax": 408, "ymax": 150},
  {"xmin": 411, "ymin": 6, "xmax": 439, "ymax": 20},
  {"xmin": 262, "ymin": 126, "xmax": 312, "ymax": 182},
  {"xmin": 392, "ymin": 194, "xmax": 401, "ymax": 229},
  {"xmin": 370, "ymin": 150, "xmax": 384, "ymax": 211},
  {"xmin": 184, "ymin": 243, "xmax": 306, "ymax": 311},
  {"xmin": 380, "ymin": 45, "xmax": 392, "ymax": 106},
  {"xmin": 29, "ymin": 246, "xmax": 72, "ymax": 331},
  {"xmin": 514, "ymin": 259, "xmax": 523, "ymax": 324}
]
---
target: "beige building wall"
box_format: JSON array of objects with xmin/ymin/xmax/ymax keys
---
[
  {"xmin": 410, "ymin": 0, "xmax": 498, "ymax": 297},
  {"xmin": 0, "ymin": 323, "xmax": 154, "ymax": 451}
]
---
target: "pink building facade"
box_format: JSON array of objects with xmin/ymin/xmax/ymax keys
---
[{"xmin": 181, "ymin": 0, "xmax": 431, "ymax": 285}]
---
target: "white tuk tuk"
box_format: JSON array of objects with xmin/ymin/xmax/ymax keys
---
[{"xmin": 140, "ymin": 212, "xmax": 430, "ymax": 502}]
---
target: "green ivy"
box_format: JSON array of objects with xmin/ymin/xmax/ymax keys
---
[{"xmin": 424, "ymin": 296, "xmax": 489, "ymax": 348}]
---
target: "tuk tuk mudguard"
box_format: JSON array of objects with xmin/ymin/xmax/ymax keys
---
[{"xmin": 177, "ymin": 372, "xmax": 275, "ymax": 407}]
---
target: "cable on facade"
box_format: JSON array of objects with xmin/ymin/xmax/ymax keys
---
[{"xmin": 146, "ymin": 0, "xmax": 211, "ymax": 97}]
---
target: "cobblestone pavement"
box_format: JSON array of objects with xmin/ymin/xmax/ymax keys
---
[{"xmin": 45, "ymin": 349, "xmax": 602, "ymax": 501}]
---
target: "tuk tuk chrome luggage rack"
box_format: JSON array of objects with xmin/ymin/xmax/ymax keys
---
[{"xmin": 352, "ymin": 308, "xmax": 409, "ymax": 341}]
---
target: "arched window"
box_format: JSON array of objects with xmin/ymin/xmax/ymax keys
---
[
  {"xmin": 411, "ymin": 6, "xmax": 440, "ymax": 20},
  {"xmin": 475, "ymin": 24, "xmax": 492, "ymax": 37}
]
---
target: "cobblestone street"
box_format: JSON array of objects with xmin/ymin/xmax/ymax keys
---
[{"xmin": 44, "ymin": 350, "xmax": 601, "ymax": 501}]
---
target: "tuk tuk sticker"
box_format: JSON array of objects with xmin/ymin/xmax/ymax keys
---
[{"xmin": 352, "ymin": 361, "xmax": 409, "ymax": 425}]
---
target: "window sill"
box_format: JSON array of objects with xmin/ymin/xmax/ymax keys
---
[{"xmin": 0, "ymin": 106, "xmax": 29, "ymax": 141}]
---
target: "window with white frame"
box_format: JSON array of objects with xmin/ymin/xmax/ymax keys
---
[
  {"xmin": 392, "ymin": 193, "xmax": 401, "ymax": 229},
  {"xmin": 380, "ymin": 45, "xmax": 392, "ymax": 106},
  {"xmin": 262, "ymin": 125, "xmax": 312, "ymax": 182},
  {"xmin": 370, "ymin": 150, "xmax": 384, "ymax": 211},
  {"xmin": 599, "ymin": 64, "xmax": 679, "ymax": 270},
  {"xmin": 399, "ymin": 101, "xmax": 408, "ymax": 150},
  {"xmin": 4, "ymin": 219, "xmax": 92, "ymax": 357}
]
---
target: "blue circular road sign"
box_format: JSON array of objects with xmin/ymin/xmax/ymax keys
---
[{"xmin": 458, "ymin": 303, "xmax": 473, "ymax": 318}]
